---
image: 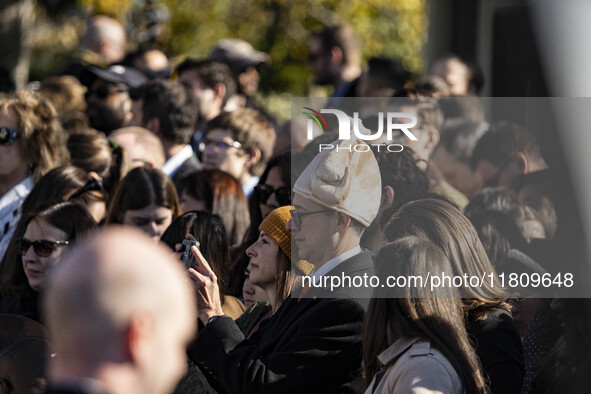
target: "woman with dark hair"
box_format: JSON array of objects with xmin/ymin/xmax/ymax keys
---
[
  {"xmin": 384, "ymin": 198, "xmax": 524, "ymax": 394},
  {"xmin": 163, "ymin": 211, "xmax": 245, "ymax": 394},
  {"xmin": 106, "ymin": 166, "xmax": 179, "ymax": 241},
  {"xmin": 0, "ymin": 202, "xmax": 97, "ymax": 322},
  {"xmin": 0, "ymin": 90, "xmax": 70, "ymax": 259},
  {"xmin": 235, "ymin": 206, "xmax": 308, "ymax": 338},
  {"xmin": 179, "ymin": 169, "xmax": 250, "ymax": 248},
  {"xmin": 228, "ymin": 152, "xmax": 293, "ymax": 296},
  {"xmin": 160, "ymin": 210, "xmax": 245, "ymax": 320},
  {"xmin": 0, "ymin": 166, "xmax": 107, "ymax": 297},
  {"xmin": 364, "ymin": 236, "xmax": 487, "ymax": 393}
]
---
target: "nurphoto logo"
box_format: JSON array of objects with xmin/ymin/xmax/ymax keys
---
[{"xmin": 302, "ymin": 107, "xmax": 418, "ymax": 152}]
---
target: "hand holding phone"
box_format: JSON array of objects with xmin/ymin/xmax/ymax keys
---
[{"xmin": 182, "ymin": 239, "xmax": 200, "ymax": 269}]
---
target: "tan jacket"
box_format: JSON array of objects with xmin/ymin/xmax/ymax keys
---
[{"xmin": 365, "ymin": 337, "xmax": 464, "ymax": 394}]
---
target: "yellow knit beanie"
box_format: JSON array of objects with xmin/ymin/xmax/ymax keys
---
[{"xmin": 259, "ymin": 206, "xmax": 293, "ymax": 260}]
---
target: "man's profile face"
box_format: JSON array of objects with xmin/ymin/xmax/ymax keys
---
[
  {"xmin": 475, "ymin": 158, "xmax": 516, "ymax": 188},
  {"xmin": 288, "ymin": 194, "xmax": 336, "ymax": 265},
  {"xmin": 307, "ymin": 37, "xmax": 333, "ymax": 86},
  {"xmin": 432, "ymin": 58, "xmax": 470, "ymax": 96},
  {"xmin": 85, "ymin": 79, "xmax": 132, "ymax": 134},
  {"xmin": 178, "ymin": 70, "xmax": 218, "ymax": 124},
  {"xmin": 432, "ymin": 145, "xmax": 482, "ymax": 198}
]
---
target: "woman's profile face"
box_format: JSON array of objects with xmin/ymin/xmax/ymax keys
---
[
  {"xmin": 122, "ymin": 203, "xmax": 173, "ymax": 240},
  {"xmin": 21, "ymin": 218, "xmax": 69, "ymax": 292},
  {"xmin": 245, "ymin": 231, "xmax": 280, "ymax": 290}
]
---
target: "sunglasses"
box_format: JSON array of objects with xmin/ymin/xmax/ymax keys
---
[
  {"xmin": 85, "ymin": 85, "xmax": 129, "ymax": 100},
  {"xmin": 144, "ymin": 67, "xmax": 172, "ymax": 80},
  {"xmin": 0, "ymin": 126, "xmax": 19, "ymax": 146},
  {"xmin": 17, "ymin": 238, "xmax": 69, "ymax": 258},
  {"xmin": 199, "ymin": 138, "xmax": 243, "ymax": 152},
  {"xmin": 290, "ymin": 209, "xmax": 333, "ymax": 227},
  {"xmin": 254, "ymin": 184, "xmax": 291, "ymax": 206}
]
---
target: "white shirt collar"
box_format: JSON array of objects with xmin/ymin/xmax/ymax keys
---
[
  {"xmin": 242, "ymin": 176, "xmax": 259, "ymax": 198},
  {"xmin": 161, "ymin": 145, "xmax": 194, "ymax": 177},
  {"xmin": 309, "ymin": 245, "xmax": 361, "ymax": 285}
]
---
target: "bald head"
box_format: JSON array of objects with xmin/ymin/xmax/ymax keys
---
[
  {"xmin": 110, "ymin": 126, "xmax": 166, "ymax": 169},
  {"xmin": 44, "ymin": 227, "xmax": 196, "ymax": 394},
  {"xmin": 80, "ymin": 16, "xmax": 126, "ymax": 64}
]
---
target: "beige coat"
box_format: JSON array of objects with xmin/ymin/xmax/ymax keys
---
[{"xmin": 365, "ymin": 337, "xmax": 464, "ymax": 394}]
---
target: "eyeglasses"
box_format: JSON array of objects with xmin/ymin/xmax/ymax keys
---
[
  {"xmin": 254, "ymin": 184, "xmax": 291, "ymax": 206},
  {"xmin": 290, "ymin": 209, "xmax": 333, "ymax": 226},
  {"xmin": 85, "ymin": 84, "xmax": 129, "ymax": 100},
  {"xmin": 0, "ymin": 127, "xmax": 19, "ymax": 146},
  {"xmin": 484, "ymin": 159, "xmax": 512, "ymax": 188},
  {"xmin": 17, "ymin": 239, "xmax": 69, "ymax": 257},
  {"xmin": 199, "ymin": 138, "xmax": 243, "ymax": 152},
  {"xmin": 144, "ymin": 67, "xmax": 172, "ymax": 80}
]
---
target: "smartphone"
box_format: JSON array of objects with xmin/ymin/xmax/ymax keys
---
[{"xmin": 182, "ymin": 240, "xmax": 200, "ymax": 269}]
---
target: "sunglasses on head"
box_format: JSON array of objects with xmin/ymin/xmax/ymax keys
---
[
  {"xmin": 254, "ymin": 184, "xmax": 291, "ymax": 206},
  {"xmin": 17, "ymin": 238, "xmax": 69, "ymax": 258},
  {"xmin": 85, "ymin": 84, "xmax": 129, "ymax": 100},
  {"xmin": 144, "ymin": 67, "xmax": 172, "ymax": 80},
  {"xmin": 0, "ymin": 126, "xmax": 19, "ymax": 146}
]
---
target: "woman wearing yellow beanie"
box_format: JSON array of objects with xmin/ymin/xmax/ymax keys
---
[{"xmin": 235, "ymin": 205, "xmax": 311, "ymax": 338}]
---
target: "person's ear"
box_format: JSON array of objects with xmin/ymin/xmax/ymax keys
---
[
  {"xmin": 213, "ymin": 83, "xmax": 226, "ymax": 103},
  {"xmin": 145, "ymin": 117, "xmax": 160, "ymax": 136},
  {"xmin": 335, "ymin": 212, "xmax": 351, "ymax": 233},
  {"xmin": 515, "ymin": 152, "xmax": 528, "ymax": 174},
  {"xmin": 125, "ymin": 312, "xmax": 155, "ymax": 364},
  {"xmin": 245, "ymin": 148, "xmax": 261, "ymax": 168},
  {"xmin": 425, "ymin": 128, "xmax": 440, "ymax": 157},
  {"xmin": 379, "ymin": 186, "xmax": 395, "ymax": 212},
  {"xmin": 330, "ymin": 46, "xmax": 344, "ymax": 66}
]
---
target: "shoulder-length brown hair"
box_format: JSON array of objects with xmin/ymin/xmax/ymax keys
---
[
  {"xmin": 105, "ymin": 167, "xmax": 180, "ymax": 224},
  {"xmin": 364, "ymin": 236, "xmax": 488, "ymax": 393},
  {"xmin": 0, "ymin": 91, "xmax": 70, "ymax": 181},
  {"xmin": 384, "ymin": 198, "xmax": 510, "ymax": 320},
  {"xmin": 180, "ymin": 169, "xmax": 249, "ymax": 247}
]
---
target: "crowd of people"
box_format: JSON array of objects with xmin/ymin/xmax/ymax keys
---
[{"xmin": 0, "ymin": 13, "xmax": 589, "ymax": 394}]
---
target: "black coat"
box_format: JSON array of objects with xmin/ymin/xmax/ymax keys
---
[
  {"xmin": 468, "ymin": 309, "xmax": 525, "ymax": 394},
  {"xmin": 188, "ymin": 251, "xmax": 375, "ymax": 394}
]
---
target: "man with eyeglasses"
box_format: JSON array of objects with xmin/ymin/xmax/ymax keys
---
[
  {"xmin": 200, "ymin": 108, "xmax": 275, "ymax": 197},
  {"xmin": 471, "ymin": 121, "xmax": 549, "ymax": 189},
  {"xmin": 82, "ymin": 65, "xmax": 147, "ymax": 134},
  {"xmin": 187, "ymin": 138, "xmax": 381, "ymax": 393}
]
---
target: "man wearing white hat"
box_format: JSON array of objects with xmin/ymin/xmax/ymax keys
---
[{"xmin": 187, "ymin": 139, "xmax": 381, "ymax": 393}]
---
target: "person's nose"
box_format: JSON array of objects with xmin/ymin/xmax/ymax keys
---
[
  {"xmin": 23, "ymin": 245, "xmax": 37, "ymax": 262},
  {"xmin": 246, "ymin": 245, "xmax": 255, "ymax": 258},
  {"xmin": 266, "ymin": 192, "xmax": 278, "ymax": 208},
  {"xmin": 145, "ymin": 221, "xmax": 159, "ymax": 237},
  {"xmin": 243, "ymin": 282, "xmax": 255, "ymax": 295}
]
